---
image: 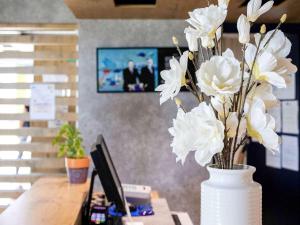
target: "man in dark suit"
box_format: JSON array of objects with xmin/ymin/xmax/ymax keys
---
[
  {"xmin": 140, "ymin": 58, "xmax": 155, "ymax": 92},
  {"xmin": 123, "ymin": 60, "xmax": 139, "ymax": 91}
]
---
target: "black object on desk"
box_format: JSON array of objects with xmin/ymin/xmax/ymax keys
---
[
  {"xmin": 82, "ymin": 134, "xmax": 127, "ymax": 225},
  {"xmin": 91, "ymin": 135, "xmax": 127, "ymax": 213}
]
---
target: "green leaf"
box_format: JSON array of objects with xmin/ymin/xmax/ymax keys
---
[{"xmin": 52, "ymin": 124, "xmax": 85, "ymax": 159}]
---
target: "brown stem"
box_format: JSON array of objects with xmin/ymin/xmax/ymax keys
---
[
  {"xmin": 262, "ymin": 22, "xmax": 282, "ymax": 49},
  {"xmin": 235, "ymin": 44, "xmax": 246, "ymax": 115},
  {"xmin": 220, "ymin": 26, "xmax": 223, "ymax": 55},
  {"xmin": 175, "ymin": 45, "xmax": 202, "ymax": 103}
]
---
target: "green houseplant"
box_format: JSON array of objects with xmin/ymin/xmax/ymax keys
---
[{"xmin": 52, "ymin": 124, "xmax": 89, "ymax": 184}]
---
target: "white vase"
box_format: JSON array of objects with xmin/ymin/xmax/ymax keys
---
[{"xmin": 201, "ymin": 164, "xmax": 262, "ymax": 225}]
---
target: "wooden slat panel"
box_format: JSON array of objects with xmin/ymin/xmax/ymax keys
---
[
  {"xmin": 0, "ymin": 143, "xmax": 56, "ymax": 152},
  {"xmin": 0, "ymin": 23, "xmax": 78, "ymax": 31},
  {"xmin": 0, "ymin": 206, "xmax": 7, "ymax": 214},
  {"xmin": 0, "ymin": 51, "xmax": 78, "ymax": 60},
  {"xmin": 0, "ymin": 158, "xmax": 64, "ymax": 169},
  {"xmin": 0, "ymin": 35, "xmax": 78, "ymax": 45},
  {"xmin": 0, "ymin": 24, "xmax": 78, "ymax": 192},
  {"xmin": 0, "ymin": 173, "xmax": 65, "ymax": 182},
  {"xmin": 0, "ymin": 190, "xmax": 24, "ymax": 199},
  {"xmin": 0, "ymin": 83, "xmax": 77, "ymax": 90},
  {"xmin": 32, "ymin": 168, "xmax": 66, "ymax": 174},
  {"xmin": 0, "ymin": 112, "xmax": 77, "ymax": 121},
  {"xmin": 0, "ymin": 128, "xmax": 59, "ymax": 137},
  {"xmin": 0, "ymin": 65, "xmax": 76, "ymax": 74},
  {"xmin": 0, "ymin": 97, "xmax": 77, "ymax": 105}
]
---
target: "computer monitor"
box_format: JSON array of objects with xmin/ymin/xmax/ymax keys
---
[{"xmin": 90, "ymin": 134, "xmax": 126, "ymax": 213}]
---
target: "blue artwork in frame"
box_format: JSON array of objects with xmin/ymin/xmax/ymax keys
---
[{"xmin": 97, "ymin": 48, "xmax": 159, "ymax": 92}]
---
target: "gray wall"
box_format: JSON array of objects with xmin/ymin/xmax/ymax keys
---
[{"xmin": 0, "ymin": 0, "xmax": 208, "ymax": 223}]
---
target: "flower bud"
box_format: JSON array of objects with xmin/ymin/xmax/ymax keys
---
[
  {"xmin": 175, "ymin": 98, "xmax": 182, "ymax": 107},
  {"xmin": 280, "ymin": 14, "xmax": 287, "ymax": 23},
  {"xmin": 260, "ymin": 24, "xmax": 266, "ymax": 34},
  {"xmin": 188, "ymin": 52, "xmax": 194, "ymax": 60},
  {"xmin": 172, "ymin": 36, "xmax": 179, "ymax": 46}
]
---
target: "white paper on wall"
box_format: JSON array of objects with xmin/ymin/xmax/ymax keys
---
[
  {"xmin": 268, "ymin": 104, "xmax": 281, "ymax": 133},
  {"xmin": 282, "ymin": 135, "xmax": 299, "ymax": 172},
  {"xmin": 266, "ymin": 146, "xmax": 282, "ymax": 169},
  {"xmin": 273, "ymin": 74, "xmax": 296, "ymax": 100},
  {"xmin": 282, "ymin": 100, "xmax": 299, "ymax": 134},
  {"xmin": 30, "ymin": 84, "xmax": 55, "ymax": 120}
]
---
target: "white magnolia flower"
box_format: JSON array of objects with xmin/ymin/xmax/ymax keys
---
[
  {"xmin": 256, "ymin": 29, "xmax": 291, "ymax": 58},
  {"xmin": 255, "ymin": 30, "xmax": 298, "ymax": 81},
  {"xmin": 187, "ymin": 5, "xmax": 227, "ymax": 48},
  {"xmin": 237, "ymin": 14, "xmax": 250, "ymax": 44},
  {"xmin": 246, "ymin": 98, "xmax": 279, "ymax": 151},
  {"xmin": 227, "ymin": 112, "xmax": 247, "ymax": 139},
  {"xmin": 247, "ymin": 0, "xmax": 274, "ymax": 22},
  {"xmin": 245, "ymin": 44, "xmax": 286, "ymax": 88},
  {"xmin": 218, "ymin": 0, "xmax": 230, "ymax": 8},
  {"xmin": 169, "ymin": 102, "xmax": 224, "ymax": 166},
  {"xmin": 211, "ymin": 95, "xmax": 232, "ymax": 118},
  {"xmin": 275, "ymin": 58, "xmax": 298, "ymax": 83},
  {"xmin": 184, "ymin": 27, "xmax": 199, "ymax": 52},
  {"xmin": 244, "ymin": 83, "xmax": 278, "ymax": 114},
  {"xmin": 197, "ymin": 49, "xmax": 241, "ymax": 96},
  {"xmin": 156, "ymin": 51, "xmax": 189, "ymax": 105}
]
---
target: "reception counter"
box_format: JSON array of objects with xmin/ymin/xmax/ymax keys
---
[{"xmin": 0, "ymin": 177, "xmax": 176, "ymax": 225}]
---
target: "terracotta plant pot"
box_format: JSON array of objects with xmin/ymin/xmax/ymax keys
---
[{"xmin": 65, "ymin": 157, "xmax": 90, "ymax": 184}]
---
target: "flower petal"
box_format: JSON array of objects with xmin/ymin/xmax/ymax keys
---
[
  {"xmin": 185, "ymin": 27, "xmax": 199, "ymax": 52},
  {"xmin": 260, "ymin": 71, "xmax": 286, "ymax": 88},
  {"xmin": 257, "ymin": 1, "xmax": 274, "ymax": 18},
  {"xmin": 245, "ymin": 44, "xmax": 257, "ymax": 66},
  {"xmin": 180, "ymin": 51, "xmax": 189, "ymax": 73},
  {"xmin": 237, "ymin": 14, "xmax": 250, "ymax": 44}
]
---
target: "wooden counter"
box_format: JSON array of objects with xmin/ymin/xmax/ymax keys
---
[
  {"xmin": 0, "ymin": 177, "xmax": 175, "ymax": 225},
  {"xmin": 0, "ymin": 177, "xmax": 89, "ymax": 225}
]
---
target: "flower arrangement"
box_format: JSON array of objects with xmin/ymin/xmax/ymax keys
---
[{"xmin": 156, "ymin": 0, "xmax": 297, "ymax": 169}]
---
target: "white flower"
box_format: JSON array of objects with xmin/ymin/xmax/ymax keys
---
[
  {"xmin": 155, "ymin": 51, "xmax": 188, "ymax": 105},
  {"xmin": 245, "ymin": 44, "xmax": 286, "ymax": 88},
  {"xmin": 211, "ymin": 95, "xmax": 232, "ymax": 118},
  {"xmin": 275, "ymin": 58, "xmax": 298, "ymax": 83},
  {"xmin": 247, "ymin": 0, "xmax": 274, "ymax": 22},
  {"xmin": 237, "ymin": 14, "xmax": 250, "ymax": 44},
  {"xmin": 227, "ymin": 112, "xmax": 247, "ymax": 139},
  {"xmin": 246, "ymin": 98, "xmax": 279, "ymax": 151},
  {"xmin": 169, "ymin": 102, "xmax": 224, "ymax": 166},
  {"xmin": 184, "ymin": 27, "xmax": 199, "ymax": 52},
  {"xmin": 256, "ymin": 29, "xmax": 291, "ymax": 58},
  {"xmin": 197, "ymin": 49, "xmax": 241, "ymax": 96},
  {"xmin": 186, "ymin": 5, "xmax": 227, "ymax": 48},
  {"xmin": 218, "ymin": 0, "xmax": 230, "ymax": 8},
  {"xmin": 244, "ymin": 83, "xmax": 278, "ymax": 114},
  {"xmin": 255, "ymin": 30, "xmax": 298, "ymax": 81}
]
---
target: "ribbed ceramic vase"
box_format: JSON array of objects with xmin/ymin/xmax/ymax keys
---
[{"xmin": 201, "ymin": 165, "xmax": 262, "ymax": 225}]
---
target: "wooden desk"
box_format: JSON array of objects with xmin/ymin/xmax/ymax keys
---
[
  {"xmin": 0, "ymin": 177, "xmax": 89, "ymax": 225},
  {"xmin": 0, "ymin": 177, "xmax": 175, "ymax": 225}
]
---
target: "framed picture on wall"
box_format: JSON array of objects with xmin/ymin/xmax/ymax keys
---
[{"xmin": 97, "ymin": 48, "xmax": 159, "ymax": 92}]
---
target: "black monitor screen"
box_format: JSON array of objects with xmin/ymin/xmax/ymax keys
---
[{"xmin": 90, "ymin": 135, "xmax": 126, "ymax": 213}]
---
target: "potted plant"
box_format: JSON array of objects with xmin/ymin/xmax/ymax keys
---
[
  {"xmin": 52, "ymin": 124, "xmax": 89, "ymax": 184},
  {"xmin": 155, "ymin": 0, "xmax": 297, "ymax": 224}
]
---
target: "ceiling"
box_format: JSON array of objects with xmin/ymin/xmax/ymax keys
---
[{"xmin": 64, "ymin": 0, "xmax": 300, "ymax": 23}]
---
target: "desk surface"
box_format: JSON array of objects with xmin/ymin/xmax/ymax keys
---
[
  {"xmin": 0, "ymin": 177, "xmax": 175, "ymax": 225},
  {"xmin": 0, "ymin": 177, "xmax": 89, "ymax": 225}
]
